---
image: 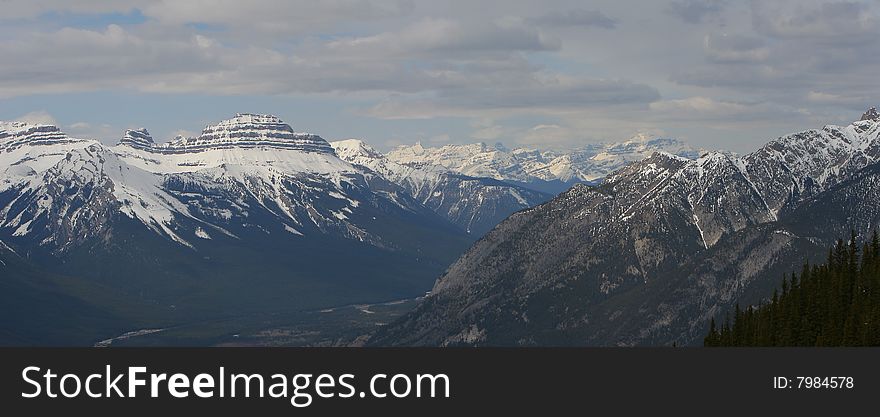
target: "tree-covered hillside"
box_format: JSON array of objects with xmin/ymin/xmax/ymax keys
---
[{"xmin": 705, "ymin": 232, "xmax": 880, "ymax": 346}]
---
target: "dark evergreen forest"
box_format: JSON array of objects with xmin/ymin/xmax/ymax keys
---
[{"xmin": 705, "ymin": 231, "xmax": 880, "ymax": 346}]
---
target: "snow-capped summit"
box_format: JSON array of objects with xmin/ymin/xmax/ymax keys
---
[
  {"xmin": 1, "ymin": 114, "xmax": 456, "ymax": 257},
  {"xmin": 168, "ymin": 113, "xmax": 333, "ymax": 154},
  {"xmin": 119, "ymin": 128, "xmax": 155, "ymax": 149},
  {"xmin": 117, "ymin": 113, "xmax": 335, "ymax": 155},
  {"xmin": 387, "ymin": 142, "xmax": 530, "ymax": 182},
  {"xmin": 114, "ymin": 114, "xmax": 352, "ymax": 175},
  {"xmin": 861, "ymin": 106, "xmax": 880, "ymax": 122},
  {"xmin": 0, "ymin": 121, "xmax": 80, "ymax": 151},
  {"xmin": 330, "ymin": 139, "xmax": 450, "ymax": 189},
  {"xmin": 331, "ymin": 138, "xmax": 385, "ymax": 160}
]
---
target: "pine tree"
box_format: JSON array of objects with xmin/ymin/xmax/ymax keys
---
[{"xmin": 704, "ymin": 318, "xmax": 718, "ymax": 347}]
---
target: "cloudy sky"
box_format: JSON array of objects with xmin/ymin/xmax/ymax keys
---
[{"xmin": 1, "ymin": 0, "xmax": 878, "ymax": 152}]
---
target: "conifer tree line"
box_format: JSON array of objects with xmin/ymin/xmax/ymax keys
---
[{"xmin": 705, "ymin": 230, "xmax": 880, "ymax": 346}]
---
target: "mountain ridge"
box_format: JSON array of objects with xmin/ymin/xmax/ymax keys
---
[{"xmin": 367, "ymin": 108, "xmax": 880, "ymax": 346}]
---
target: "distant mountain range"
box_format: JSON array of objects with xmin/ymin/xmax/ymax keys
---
[
  {"xmin": 331, "ymin": 139, "xmax": 551, "ymax": 236},
  {"xmin": 384, "ymin": 135, "xmax": 700, "ymax": 193},
  {"xmin": 330, "ymin": 135, "xmax": 699, "ymax": 234},
  {"xmin": 368, "ymin": 107, "xmax": 880, "ymax": 347},
  {"xmin": 1, "ymin": 112, "xmax": 700, "ymax": 345}
]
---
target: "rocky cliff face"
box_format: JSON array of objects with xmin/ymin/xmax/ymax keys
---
[
  {"xmin": 119, "ymin": 128, "xmax": 155, "ymax": 150},
  {"xmin": 125, "ymin": 113, "xmax": 335, "ymax": 154}
]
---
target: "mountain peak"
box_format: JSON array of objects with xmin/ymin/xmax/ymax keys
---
[
  {"xmin": 118, "ymin": 113, "xmax": 334, "ymax": 155},
  {"xmin": 330, "ymin": 139, "xmax": 383, "ymax": 160},
  {"xmin": 0, "ymin": 120, "xmax": 76, "ymax": 150},
  {"xmin": 221, "ymin": 113, "xmax": 287, "ymax": 126},
  {"xmin": 625, "ymin": 132, "xmax": 654, "ymax": 143},
  {"xmin": 201, "ymin": 113, "xmax": 294, "ymax": 136},
  {"xmin": 180, "ymin": 113, "xmax": 333, "ymax": 153},
  {"xmin": 119, "ymin": 128, "xmax": 154, "ymax": 149},
  {"xmin": 860, "ymin": 106, "xmax": 880, "ymax": 122}
]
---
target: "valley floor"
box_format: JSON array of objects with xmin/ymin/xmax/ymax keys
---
[{"xmin": 99, "ymin": 297, "xmax": 421, "ymax": 347}]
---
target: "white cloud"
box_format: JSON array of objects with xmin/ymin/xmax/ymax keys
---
[
  {"xmin": 68, "ymin": 122, "xmax": 92, "ymax": 130},
  {"xmin": 15, "ymin": 110, "xmax": 57, "ymax": 125},
  {"xmin": 170, "ymin": 129, "xmax": 197, "ymax": 139}
]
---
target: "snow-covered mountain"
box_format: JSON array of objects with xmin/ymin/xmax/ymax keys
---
[
  {"xmin": 0, "ymin": 114, "xmax": 475, "ymax": 344},
  {"xmin": 331, "ymin": 139, "xmax": 551, "ymax": 236},
  {"xmin": 369, "ymin": 108, "xmax": 880, "ymax": 347},
  {"xmin": 2, "ymin": 113, "xmax": 436, "ymax": 251},
  {"xmin": 384, "ymin": 135, "xmax": 700, "ymax": 190}
]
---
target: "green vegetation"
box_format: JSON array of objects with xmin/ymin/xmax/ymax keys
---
[{"xmin": 705, "ymin": 231, "xmax": 880, "ymax": 346}]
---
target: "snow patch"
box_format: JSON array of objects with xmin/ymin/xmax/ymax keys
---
[{"xmin": 195, "ymin": 227, "xmax": 211, "ymax": 239}]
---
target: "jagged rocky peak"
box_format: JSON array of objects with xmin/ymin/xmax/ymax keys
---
[
  {"xmin": 119, "ymin": 128, "xmax": 155, "ymax": 149},
  {"xmin": 0, "ymin": 121, "xmax": 76, "ymax": 150},
  {"xmin": 861, "ymin": 106, "xmax": 880, "ymax": 122}
]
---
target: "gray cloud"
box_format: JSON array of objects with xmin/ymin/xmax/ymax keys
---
[
  {"xmin": 751, "ymin": 0, "xmax": 877, "ymax": 43},
  {"xmin": 667, "ymin": 0, "xmax": 727, "ymax": 24},
  {"xmin": 366, "ymin": 77, "xmax": 660, "ymax": 119},
  {"xmin": 0, "ymin": 24, "xmax": 226, "ymax": 96},
  {"xmin": 529, "ymin": 9, "xmax": 618, "ymax": 29},
  {"xmin": 703, "ymin": 33, "xmax": 768, "ymax": 63},
  {"xmin": 322, "ymin": 18, "xmax": 560, "ymax": 58},
  {"xmin": 0, "ymin": 0, "xmax": 143, "ymax": 20},
  {"xmin": 140, "ymin": 0, "xmax": 415, "ymax": 36},
  {"xmin": 1, "ymin": 0, "xmax": 878, "ymax": 152},
  {"xmin": 0, "ymin": 20, "xmax": 551, "ymax": 96},
  {"xmin": 670, "ymin": 0, "xmax": 880, "ymax": 116}
]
